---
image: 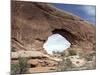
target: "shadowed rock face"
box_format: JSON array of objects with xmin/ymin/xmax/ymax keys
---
[{"xmin": 11, "ymin": 1, "xmax": 95, "ymax": 52}]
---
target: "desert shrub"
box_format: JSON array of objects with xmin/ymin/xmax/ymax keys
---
[
  {"xmin": 56, "ymin": 58, "xmax": 73, "ymax": 71},
  {"xmin": 68, "ymin": 50, "xmax": 77, "ymax": 56},
  {"xmin": 11, "ymin": 57, "xmax": 30, "ymax": 75},
  {"xmin": 53, "ymin": 51, "xmax": 65, "ymax": 57},
  {"xmin": 53, "ymin": 51, "xmax": 61, "ymax": 55},
  {"xmin": 84, "ymin": 52, "xmax": 96, "ymax": 61},
  {"xmin": 11, "ymin": 47, "xmax": 16, "ymax": 52},
  {"xmin": 52, "ymin": 50, "xmax": 73, "ymax": 71},
  {"xmin": 18, "ymin": 57, "xmax": 30, "ymax": 74},
  {"xmin": 53, "ymin": 50, "xmax": 69, "ymax": 58},
  {"xmin": 11, "ymin": 63, "xmax": 20, "ymax": 75},
  {"xmin": 93, "ymin": 42, "xmax": 96, "ymax": 50}
]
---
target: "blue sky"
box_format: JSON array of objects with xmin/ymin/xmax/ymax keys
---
[{"xmin": 53, "ymin": 3, "xmax": 96, "ymax": 25}]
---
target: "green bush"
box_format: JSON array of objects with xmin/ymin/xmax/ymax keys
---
[
  {"xmin": 11, "ymin": 57, "xmax": 30, "ymax": 75},
  {"xmin": 84, "ymin": 52, "xmax": 96, "ymax": 61},
  {"xmin": 56, "ymin": 58, "xmax": 73, "ymax": 71},
  {"xmin": 53, "ymin": 51, "xmax": 66, "ymax": 57},
  {"xmin": 68, "ymin": 50, "xmax": 77, "ymax": 56},
  {"xmin": 11, "ymin": 47, "xmax": 16, "ymax": 52},
  {"xmin": 11, "ymin": 63, "xmax": 20, "ymax": 75},
  {"xmin": 18, "ymin": 57, "xmax": 30, "ymax": 74}
]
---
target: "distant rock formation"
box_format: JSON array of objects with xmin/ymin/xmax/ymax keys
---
[{"xmin": 11, "ymin": 0, "xmax": 95, "ymax": 54}]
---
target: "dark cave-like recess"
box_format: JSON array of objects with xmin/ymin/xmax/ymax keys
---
[{"xmin": 52, "ymin": 29, "xmax": 78, "ymax": 44}]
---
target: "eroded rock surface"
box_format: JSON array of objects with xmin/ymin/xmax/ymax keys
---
[
  {"xmin": 11, "ymin": 1, "xmax": 95, "ymax": 52},
  {"xmin": 11, "ymin": 0, "xmax": 96, "ymax": 73}
]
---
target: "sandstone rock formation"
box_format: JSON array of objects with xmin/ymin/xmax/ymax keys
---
[
  {"xmin": 11, "ymin": 0, "xmax": 96, "ymax": 74},
  {"xmin": 11, "ymin": 0, "xmax": 95, "ymax": 52}
]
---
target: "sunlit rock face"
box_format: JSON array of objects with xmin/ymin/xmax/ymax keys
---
[
  {"xmin": 43, "ymin": 34, "xmax": 71, "ymax": 55},
  {"xmin": 12, "ymin": 1, "xmax": 95, "ymax": 53}
]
